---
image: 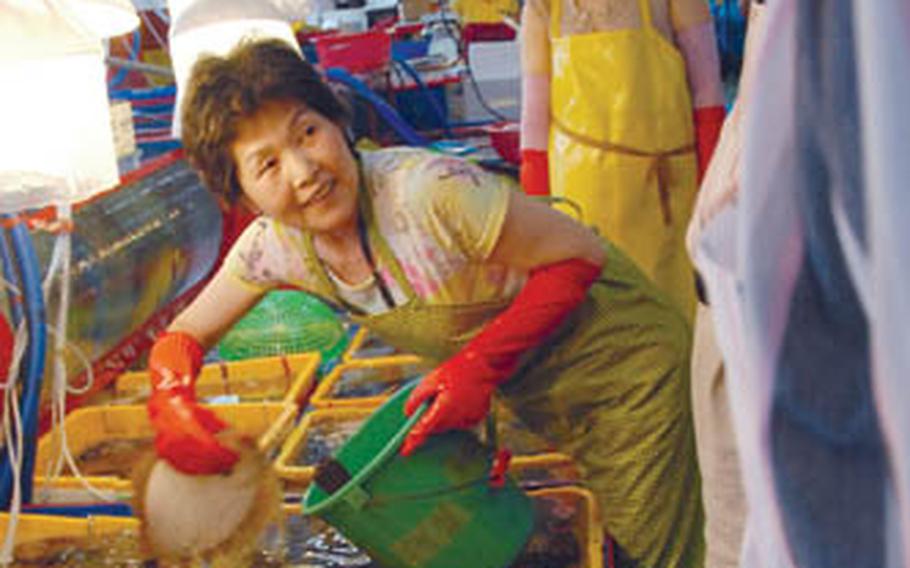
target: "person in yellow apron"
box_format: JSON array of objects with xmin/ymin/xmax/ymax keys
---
[
  {"xmin": 519, "ymin": 0, "xmax": 726, "ymax": 321},
  {"xmin": 146, "ymin": 39, "xmax": 703, "ymax": 567}
]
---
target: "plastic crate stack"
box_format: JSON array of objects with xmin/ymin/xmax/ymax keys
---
[{"xmin": 274, "ymin": 328, "xmax": 604, "ymax": 567}]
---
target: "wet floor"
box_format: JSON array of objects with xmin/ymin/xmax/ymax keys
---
[{"xmin": 12, "ymin": 489, "xmax": 589, "ymax": 567}]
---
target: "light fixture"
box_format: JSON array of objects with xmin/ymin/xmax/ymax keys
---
[
  {"xmin": 0, "ymin": 0, "xmax": 139, "ymax": 531},
  {"xmin": 54, "ymin": 0, "xmax": 141, "ymax": 39},
  {"xmin": 167, "ymin": 0, "xmax": 302, "ymax": 137},
  {"xmin": 0, "ymin": 1, "xmax": 125, "ymax": 213}
]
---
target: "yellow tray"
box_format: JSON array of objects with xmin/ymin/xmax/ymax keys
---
[
  {"xmin": 31, "ymin": 476, "xmax": 134, "ymax": 504},
  {"xmin": 36, "ymin": 402, "xmax": 296, "ymax": 482},
  {"xmin": 341, "ymin": 327, "xmax": 415, "ymax": 361},
  {"xmin": 274, "ymin": 406, "xmax": 375, "ymax": 485},
  {"xmin": 278, "ymin": 486, "xmax": 602, "ymax": 567},
  {"xmin": 114, "ymin": 352, "xmax": 321, "ymax": 409},
  {"xmin": 275, "ymin": 405, "xmax": 579, "ymax": 488},
  {"xmin": 526, "ymin": 486, "xmax": 604, "ymax": 568},
  {"xmin": 510, "ymin": 452, "xmax": 581, "ymax": 485},
  {"xmin": 310, "ymin": 355, "xmax": 430, "ymax": 409},
  {"xmin": 0, "ymin": 512, "xmax": 138, "ymax": 550}
]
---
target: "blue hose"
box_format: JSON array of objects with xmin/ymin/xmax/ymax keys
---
[
  {"xmin": 22, "ymin": 503, "xmax": 134, "ymax": 518},
  {"xmin": 392, "ymin": 58, "xmax": 454, "ymax": 137},
  {"xmin": 325, "ymin": 67, "xmax": 430, "ymax": 147},
  {"xmin": 109, "ymin": 84, "xmax": 176, "ymax": 101},
  {"xmin": 0, "ymin": 220, "xmax": 47, "ymax": 507}
]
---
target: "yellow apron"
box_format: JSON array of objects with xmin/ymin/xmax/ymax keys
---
[
  {"xmin": 549, "ymin": 0, "xmax": 699, "ymax": 321},
  {"xmin": 302, "ymin": 189, "xmax": 704, "ymax": 567},
  {"xmin": 451, "ymin": 0, "xmax": 519, "ymax": 24}
]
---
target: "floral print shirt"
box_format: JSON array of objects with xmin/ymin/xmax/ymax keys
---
[{"xmin": 224, "ymin": 147, "xmax": 527, "ymax": 312}]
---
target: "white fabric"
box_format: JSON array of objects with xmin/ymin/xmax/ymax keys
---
[
  {"xmin": 690, "ymin": 304, "xmax": 747, "ymax": 568},
  {"xmin": 853, "ymin": 2, "xmax": 910, "ymax": 566},
  {"xmin": 326, "ymin": 269, "xmax": 407, "ymax": 315},
  {"xmin": 689, "ymin": 2, "xmax": 797, "ymax": 566},
  {"xmin": 694, "ymin": 2, "xmax": 910, "ymax": 565},
  {"xmin": 734, "ymin": 1, "xmax": 804, "ymax": 564}
]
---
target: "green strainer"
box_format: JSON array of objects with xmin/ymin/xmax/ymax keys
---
[{"xmin": 218, "ymin": 291, "xmax": 348, "ymax": 364}]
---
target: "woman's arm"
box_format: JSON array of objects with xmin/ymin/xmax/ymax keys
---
[
  {"xmin": 146, "ymin": 266, "xmax": 266, "ymax": 475},
  {"xmin": 167, "ymin": 265, "xmax": 266, "ymax": 349},
  {"xmin": 671, "ymin": 0, "xmax": 726, "ymax": 182},
  {"xmin": 488, "ymin": 190, "xmax": 606, "ymax": 270},
  {"xmin": 401, "ymin": 191, "xmax": 604, "ymax": 455},
  {"xmin": 519, "ymin": 0, "xmax": 552, "ymax": 195}
]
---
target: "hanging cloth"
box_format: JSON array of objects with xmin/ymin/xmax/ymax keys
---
[
  {"xmin": 548, "ymin": 0, "xmax": 699, "ymax": 320},
  {"xmin": 854, "ymin": 2, "xmax": 910, "ymax": 566}
]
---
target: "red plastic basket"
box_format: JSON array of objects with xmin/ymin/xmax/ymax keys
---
[{"xmin": 313, "ymin": 30, "xmax": 392, "ymax": 74}]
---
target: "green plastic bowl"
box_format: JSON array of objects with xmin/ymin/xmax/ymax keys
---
[
  {"xmin": 303, "ymin": 381, "xmax": 534, "ymax": 568},
  {"xmin": 218, "ymin": 290, "xmax": 348, "ymax": 364}
]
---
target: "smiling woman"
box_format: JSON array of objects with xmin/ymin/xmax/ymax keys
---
[
  {"xmin": 230, "ymin": 99, "xmax": 360, "ymax": 240},
  {"xmin": 148, "ymin": 38, "xmax": 705, "ymax": 568},
  {"xmin": 179, "ymin": 40, "xmax": 351, "ymax": 207}
]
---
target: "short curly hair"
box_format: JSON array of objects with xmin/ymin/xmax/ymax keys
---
[{"xmin": 179, "ymin": 39, "xmax": 350, "ymax": 203}]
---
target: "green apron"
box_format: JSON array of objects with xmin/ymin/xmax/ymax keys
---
[{"xmin": 302, "ymin": 190, "xmax": 705, "ymax": 568}]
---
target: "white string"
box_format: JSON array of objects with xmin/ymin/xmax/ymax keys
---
[
  {"xmin": 37, "ymin": 207, "xmax": 118, "ymax": 504},
  {"xmin": 0, "ymin": 276, "xmax": 21, "ymax": 303},
  {"xmin": 0, "ymin": 319, "xmax": 27, "ymax": 565}
]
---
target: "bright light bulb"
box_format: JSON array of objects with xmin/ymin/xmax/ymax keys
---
[{"xmin": 56, "ymin": 0, "xmax": 140, "ymax": 38}]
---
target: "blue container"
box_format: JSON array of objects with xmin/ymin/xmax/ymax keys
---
[
  {"xmin": 394, "ymin": 85, "xmax": 448, "ymax": 131},
  {"xmin": 391, "ymin": 39, "xmax": 429, "ymax": 62}
]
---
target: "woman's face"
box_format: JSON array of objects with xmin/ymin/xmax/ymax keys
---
[{"xmin": 231, "ymin": 98, "xmax": 359, "ymax": 235}]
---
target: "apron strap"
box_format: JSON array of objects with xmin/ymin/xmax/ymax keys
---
[
  {"xmin": 355, "ymin": 174, "xmax": 417, "ymax": 300},
  {"xmin": 552, "ymin": 116, "xmax": 694, "ymax": 226},
  {"xmin": 637, "ymin": 0, "xmax": 654, "ymax": 30},
  {"xmin": 300, "ymin": 159, "xmax": 420, "ymax": 312},
  {"xmin": 301, "ymin": 232, "xmax": 369, "ymax": 315},
  {"xmin": 550, "ymin": 0, "xmax": 562, "ymax": 39}
]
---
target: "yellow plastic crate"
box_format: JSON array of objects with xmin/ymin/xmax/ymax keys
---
[
  {"xmin": 276, "ymin": 486, "xmax": 602, "ymax": 567},
  {"xmin": 342, "ymin": 327, "xmax": 414, "ymax": 361},
  {"xmin": 494, "ymin": 403, "xmax": 582, "ymax": 485},
  {"xmin": 0, "ymin": 512, "xmax": 139, "ymax": 545},
  {"xmin": 0, "ymin": 512, "xmax": 141, "ymax": 564},
  {"xmin": 114, "ymin": 352, "xmax": 321, "ymax": 409},
  {"xmin": 275, "ymin": 405, "xmax": 580, "ymax": 490},
  {"xmin": 524, "ymin": 486, "xmax": 604, "ymax": 568},
  {"xmin": 510, "ymin": 452, "xmax": 582, "ymax": 486},
  {"xmin": 274, "ymin": 406, "xmax": 374, "ymax": 486},
  {"xmin": 36, "ymin": 402, "xmax": 296, "ymax": 483},
  {"xmin": 310, "ymin": 355, "xmax": 430, "ymax": 409},
  {"xmin": 31, "ymin": 476, "xmax": 134, "ymax": 504}
]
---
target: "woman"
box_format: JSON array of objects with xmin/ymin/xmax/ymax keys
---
[
  {"xmin": 148, "ymin": 39, "xmax": 703, "ymax": 567},
  {"xmin": 519, "ymin": 0, "xmax": 726, "ymax": 321}
]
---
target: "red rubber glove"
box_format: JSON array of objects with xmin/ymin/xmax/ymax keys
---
[
  {"xmin": 146, "ymin": 331, "xmax": 239, "ymax": 475},
  {"xmin": 519, "ymin": 149, "xmax": 550, "ymax": 197},
  {"xmin": 694, "ymin": 106, "xmax": 726, "ymax": 184},
  {"xmin": 0, "ymin": 314, "xmax": 12, "ymax": 383},
  {"xmin": 401, "ymin": 257, "xmax": 602, "ymax": 456},
  {"xmin": 0, "ymin": 316, "xmax": 11, "ymax": 423}
]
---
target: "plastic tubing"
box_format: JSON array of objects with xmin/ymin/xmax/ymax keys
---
[
  {"xmin": 107, "ymin": 28, "xmax": 142, "ymax": 90},
  {"xmin": 324, "ymin": 67, "xmax": 430, "ymax": 147},
  {"xmin": 109, "ymin": 84, "xmax": 176, "ymax": 102},
  {"xmin": 0, "ymin": 228, "xmax": 23, "ymax": 327},
  {"xmin": 392, "ymin": 58, "xmax": 454, "ymax": 137},
  {"xmin": 0, "ymin": 221, "xmax": 47, "ymax": 506}
]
